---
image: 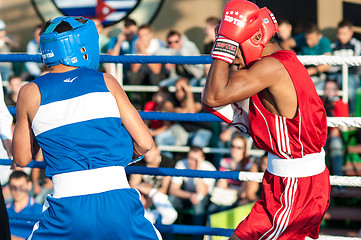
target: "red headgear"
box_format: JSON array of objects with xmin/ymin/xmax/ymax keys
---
[
  {"xmin": 218, "ymin": 0, "xmax": 279, "ymax": 65},
  {"xmin": 240, "ymin": 7, "xmax": 279, "ymax": 65}
]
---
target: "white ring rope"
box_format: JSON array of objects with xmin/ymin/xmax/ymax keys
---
[
  {"xmin": 327, "ymin": 117, "xmax": 361, "ymax": 128},
  {"xmin": 330, "ymin": 175, "xmax": 361, "ymax": 187},
  {"xmin": 298, "ymin": 55, "xmax": 361, "ymax": 66},
  {"xmin": 237, "ymin": 172, "xmax": 361, "ymax": 187}
]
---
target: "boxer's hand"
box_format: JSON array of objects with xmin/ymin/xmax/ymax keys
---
[{"xmin": 211, "ymin": 35, "xmax": 239, "ymax": 64}]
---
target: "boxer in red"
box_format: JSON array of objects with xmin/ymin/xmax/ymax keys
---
[{"xmin": 202, "ymin": 0, "xmax": 330, "ymax": 239}]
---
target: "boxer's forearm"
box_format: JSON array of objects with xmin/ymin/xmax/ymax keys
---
[{"xmin": 202, "ymin": 59, "xmax": 230, "ymax": 107}]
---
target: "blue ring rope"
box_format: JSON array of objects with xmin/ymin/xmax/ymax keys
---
[
  {"xmin": 0, "ymin": 160, "xmax": 241, "ymax": 181},
  {"xmin": 0, "ymin": 159, "xmax": 46, "ymax": 168},
  {"xmin": 155, "ymin": 224, "xmax": 233, "ymax": 236},
  {"xmin": 8, "ymin": 216, "xmax": 233, "ymax": 237},
  {"xmin": 8, "ymin": 215, "xmax": 233, "ymax": 237},
  {"xmin": 139, "ymin": 111, "xmax": 221, "ymax": 122},
  {"xmin": 0, "ymin": 54, "xmax": 212, "ymax": 64},
  {"xmin": 7, "ymin": 107, "xmax": 222, "ymax": 122}
]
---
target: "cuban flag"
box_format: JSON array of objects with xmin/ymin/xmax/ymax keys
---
[{"xmin": 53, "ymin": 0, "xmax": 140, "ymax": 26}]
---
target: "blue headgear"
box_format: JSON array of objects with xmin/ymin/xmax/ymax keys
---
[{"xmin": 40, "ymin": 16, "xmax": 100, "ymax": 69}]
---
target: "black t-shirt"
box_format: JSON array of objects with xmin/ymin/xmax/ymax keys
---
[
  {"xmin": 0, "ymin": 184, "xmax": 10, "ymax": 240},
  {"xmin": 204, "ymin": 41, "xmax": 214, "ymax": 54}
]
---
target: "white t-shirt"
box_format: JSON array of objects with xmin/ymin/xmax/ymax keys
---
[
  {"xmin": 172, "ymin": 159, "xmax": 216, "ymax": 194},
  {"xmin": 146, "ymin": 39, "xmax": 164, "ymax": 55}
]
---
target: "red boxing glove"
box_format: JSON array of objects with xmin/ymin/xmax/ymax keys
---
[
  {"xmin": 218, "ymin": 0, "xmax": 262, "ymax": 45},
  {"xmin": 211, "ymin": 35, "xmax": 239, "ymax": 64}
]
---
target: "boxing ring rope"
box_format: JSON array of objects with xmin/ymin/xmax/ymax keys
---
[
  {"xmin": 1, "ymin": 53, "xmax": 361, "ymax": 239},
  {"xmin": 5, "ymin": 106, "xmax": 361, "ymax": 128},
  {"xmin": 1, "ymin": 53, "xmax": 361, "ymax": 65},
  {"xmin": 0, "ymin": 53, "xmax": 360, "ymax": 98},
  {"xmin": 0, "ymin": 160, "xmax": 361, "ymax": 188}
]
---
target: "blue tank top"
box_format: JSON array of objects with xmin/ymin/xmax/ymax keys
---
[{"xmin": 31, "ymin": 68, "xmax": 133, "ymax": 178}]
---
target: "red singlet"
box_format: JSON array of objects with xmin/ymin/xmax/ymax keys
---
[{"xmin": 234, "ymin": 50, "xmax": 330, "ymax": 240}]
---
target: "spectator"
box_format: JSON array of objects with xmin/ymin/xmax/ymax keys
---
[
  {"xmin": 129, "ymin": 143, "xmax": 176, "ymax": 195},
  {"xmin": 212, "ymin": 122, "xmax": 239, "ymax": 168},
  {"xmin": 208, "ymin": 134, "xmax": 254, "ymax": 213},
  {"xmin": 92, "ymin": 18, "xmax": 110, "ymax": 73},
  {"xmin": 246, "ymin": 152, "xmax": 268, "ymax": 203},
  {"xmin": 92, "ymin": 18, "xmax": 110, "ymax": 54},
  {"xmin": 128, "ymin": 24, "xmax": 166, "ymax": 108},
  {"xmin": 169, "ymin": 146, "xmax": 216, "ymax": 236},
  {"xmin": 130, "ymin": 144, "xmax": 178, "ymax": 238},
  {"xmin": 0, "ymin": 19, "xmax": 19, "ymax": 83},
  {"xmin": 203, "ymin": 16, "xmax": 221, "ymax": 86},
  {"xmin": 138, "ymin": 182, "xmax": 178, "ymax": 225},
  {"xmin": 155, "ymin": 77, "xmax": 213, "ymax": 151},
  {"xmin": 4, "ymin": 75, "xmax": 24, "ymax": 128},
  {"xmin": 144, "ymin": 87, "xmax": 174, "ymax": 139},
  {"xmin": 129, "ymin": 24, "xmax": 166, "ymax": 86},
  {"xmin": 1, "ymin": 78, "xmax": 29, "ymax": 202},
  {"xmin": 107, "ymin": 18, "xmax": 138, "ymax": 83},
  {"xmin": 322, "ymin": 79, "xmax": 348, "ymax": 177},
  {"xmin": 108, "ymin": 18, "xmax": 138, "ymax": 56},
  {"xmin": 203, "ymin": 16, "xmax": 220, "ymax": 54},
  {"xmin": 24, "ymin": 24, "xmax": 45, "ymax": 81},
  {"xmin": 158, "ymin": 30, "xmax": 204, "ymax": 87},
  {"xmin": 4, "ymin": 75, "xmax": 24, "ymax": 108},
  {"xmin": 6, "ymin": 171, "xmax": 42, "ymax": 240},
  {"xmin": 0, "ymin": 69, "xmax": 12, "ymax": 240},
  {"xmin": 275, "ymin": 18, "xmax": 293, "ymax": 50},
  {"xmin": 329, "ymin": 19, "xmax": 361, "ymax": 115},
  {"xmin": 285, "ymin": 22, "xmax": 332, "ymax": 90}
]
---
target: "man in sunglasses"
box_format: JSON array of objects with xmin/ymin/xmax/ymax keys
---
[
  {"xmin": 158, "ymin": 30, "xmax": 204, "ymax": 87},
  {"xmin": 6, "ymin": 171, "xmax": 42, "ymax": 239}
]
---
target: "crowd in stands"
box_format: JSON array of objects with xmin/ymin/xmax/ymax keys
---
[{"xmin": 1, "ymin": 15, "xmax": 361, "ymax": 239}]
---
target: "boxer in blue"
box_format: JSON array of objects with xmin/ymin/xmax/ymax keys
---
[{"xmin": 12, "ymin": 16, "xmax": 162, "ymax": 240}]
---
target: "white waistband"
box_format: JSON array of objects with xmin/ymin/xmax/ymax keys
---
[
  {"xmin": 52, "ymin": 166, "xmax": 130, "ymax": 198},
  {"xmin": 267, "ymin": 149, "xmax": 325, "ymax": 178}
]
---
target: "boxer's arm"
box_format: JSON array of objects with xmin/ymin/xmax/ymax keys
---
[
  {"xmin": 103, "ymin": 73, "xmax": 154, "ymax": 158},
  {"xmin": 202, "ymin": 56, "xmax": 282, "ymax": 108},
  {"xmin": 13, "ymin": 83, "xmax": 40, "ymax": 167},
  {"xmin": 129, "ymin": 173, "xmax": 142, "ymax": 188}
]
